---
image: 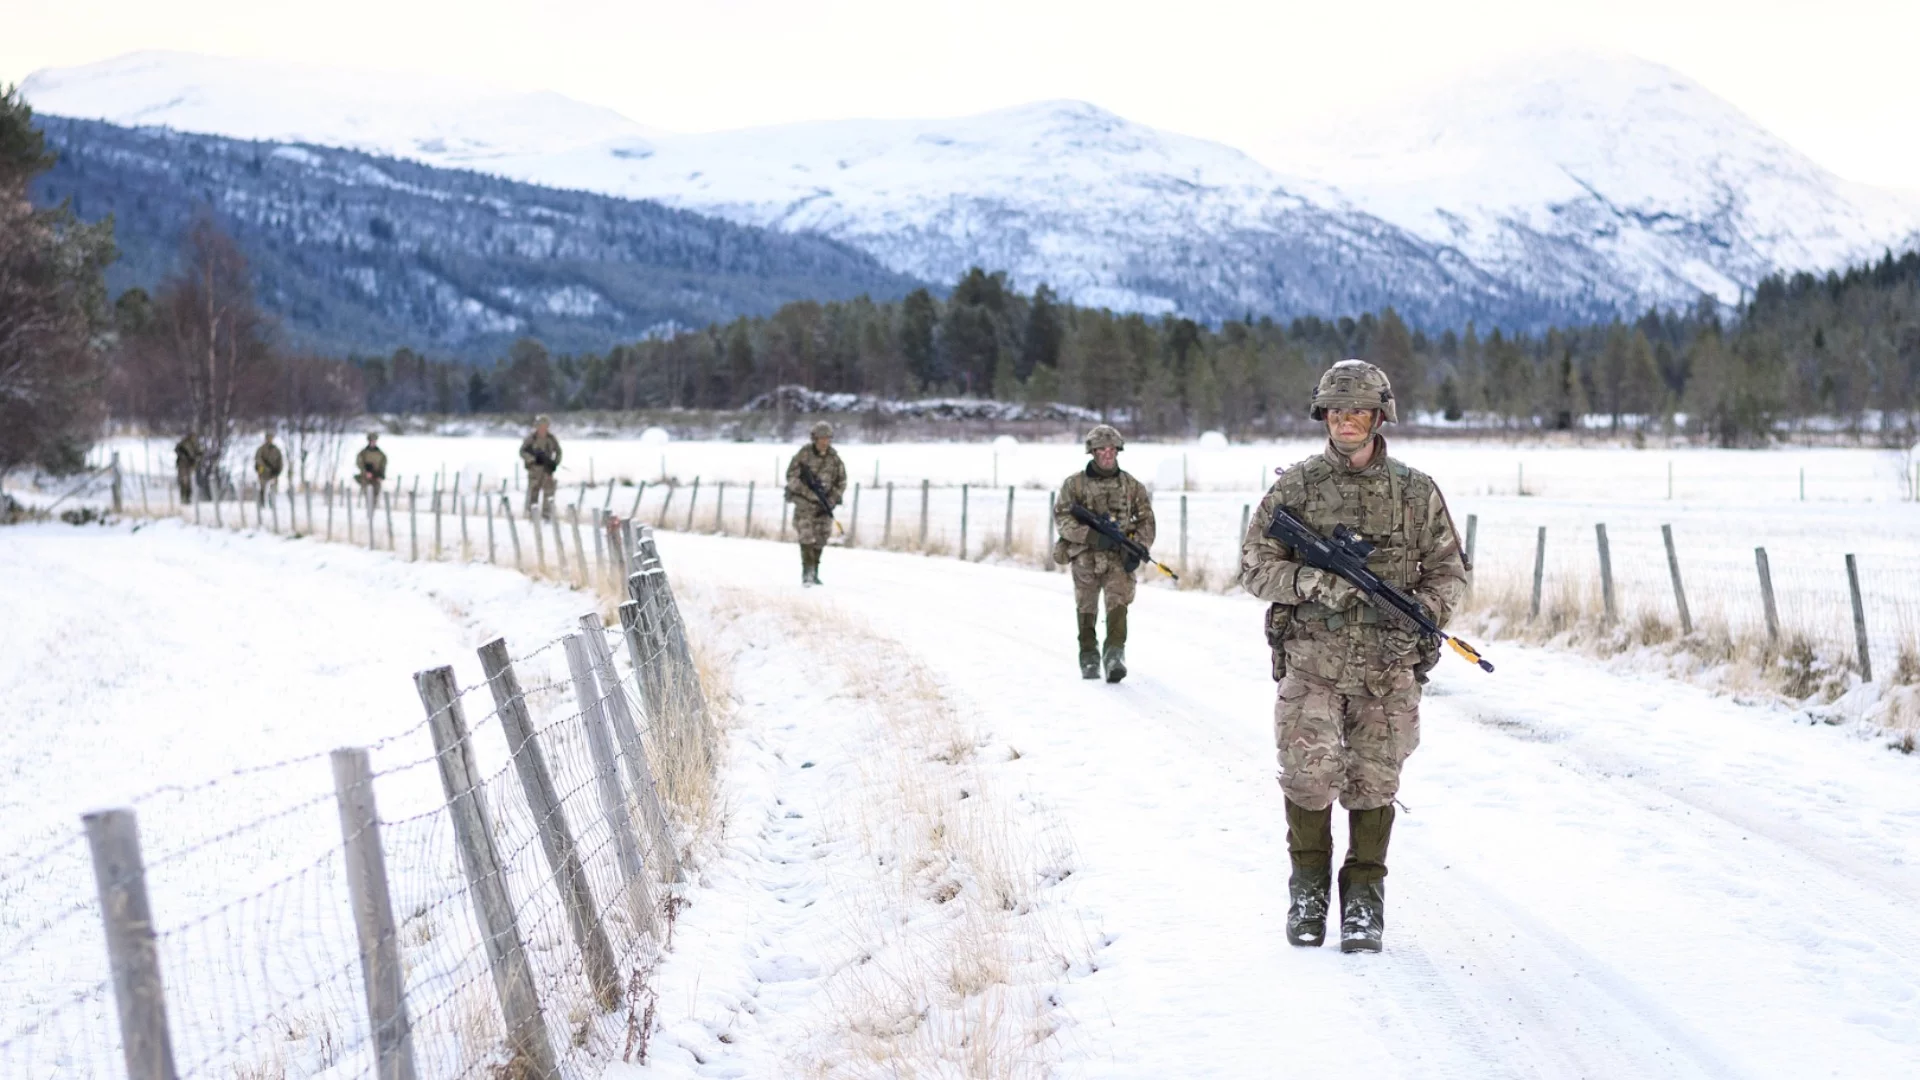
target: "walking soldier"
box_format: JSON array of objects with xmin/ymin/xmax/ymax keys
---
[
  {"xmin": 784, "ymin": 421, "xmax": 845, "ymax": 586},
  {"xmin": 1239, "ymin": 360, "xmax": 1468, "ymax": 953},
  {"xmin": 1052, "ymin": 424, "xmax": 1155, "ymax": 682},
  {"xmin": 174, "ymin": 431, "xmax": 203, "ymax": 503},
  {"xmin": 354, "ymin": 432, "xmax": 387, "ymax": 511},
  {"xmin": 253, "ymin": 432, "xmax": 284, "ymax": 507},
  {"xmin": 520, "ymin": 415, "xmax": 562, "ymax": 521}
]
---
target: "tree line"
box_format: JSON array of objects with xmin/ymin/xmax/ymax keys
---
[{"xmin": 354, "ymin": 258, "xmax": 1920, "ymax": 446}]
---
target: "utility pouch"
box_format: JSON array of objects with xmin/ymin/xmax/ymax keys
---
[
  {"xmin": 1051, "ymin": 537, "xmax": 1071, "ymax": 565},
  {"xmin": 1265, "ymin": 603, "xmax": 1294, "ymax": 682}
]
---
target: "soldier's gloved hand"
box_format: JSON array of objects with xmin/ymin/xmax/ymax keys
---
[
  {"xmin": 1091, "ymin": 530, "xmax": 1119, "ymax": 551},
  {"xmin": 1296, "ymin": 566, "xmax": 1360, "ymax": 609},
  {"xmin": 1380, "ymin": 625, "xmax": 1422, "ymax": 661}
]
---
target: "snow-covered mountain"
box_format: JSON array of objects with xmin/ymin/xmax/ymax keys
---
[
  {"xmin": 25, "ymin": 49, "xmax": 1920, "ymax": 327},
  {"xmin": 19, "ymin": 50, "xmax": 663, "ymax": 167},
  {"xmin": 1264, "ymin": 51, "xmax": 1920, "ymax": 313}
]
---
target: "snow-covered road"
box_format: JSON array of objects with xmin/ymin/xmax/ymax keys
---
[{"xmin": 650, "ymin": 531, "xmax": 1920, "ymax": 1078}]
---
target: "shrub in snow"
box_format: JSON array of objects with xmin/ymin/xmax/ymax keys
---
[
  {"xmin": 993, "ymin": 434, "xmax": 1019, "ymax": 449},
  {"xmin": 1198, "ymin": 430, "xmax": 1228, "ymax": 450},
  {"xmin": 639, "ymin": 426, "xmax": 671, "ymax": 446}
]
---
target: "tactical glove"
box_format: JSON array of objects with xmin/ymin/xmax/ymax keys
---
[
  {"xmin": 1091, "ymin": 529, "xmax": 1120, "ymax": 551},
  {"xmin": 1381, "ymin": 626, "xmax": 1422, "ymax": 661},
  {"xmin": 1296, "ymin": 566, "xmax": 1360, "ymax": 609}
]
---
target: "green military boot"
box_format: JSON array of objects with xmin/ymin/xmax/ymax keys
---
[
  {"xmin": 1285, "ymin": 799, "xmax": 1333, "ymax": 947},
  {"xmin": 1103, "ymin": 604, "xmax": 1129, "ymax": 683},
  {"xmin": 1077, "ymin": 612, "xmax": 1100, "ymax": 679},
  {"xmin": 1338, "ymin": 805, "xmax": 1395, "ymax": 953},
  {"xmin": 809, "ymin": 545, "xmax": 824, "ymax": 587}
]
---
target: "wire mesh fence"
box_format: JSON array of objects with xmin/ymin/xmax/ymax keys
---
[{"xmin": 0, "ymin": 524, "xmax": 713, "ymax": 1080}]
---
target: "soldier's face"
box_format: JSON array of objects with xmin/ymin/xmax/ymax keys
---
[
  {"xmin": 1092, "ymin": 446, "xmax": 1118, "ymax": 470},
  {"xmin": 536, "ymin": 424, "xmax": 549, "ymax": 436},
  {"xmin": 813, "ymin": 435, "xmax": 830, "ymax": 452},
  {"xmin": 1326, "ymin": 408, "xmax": 1377, "ymax": 448}
]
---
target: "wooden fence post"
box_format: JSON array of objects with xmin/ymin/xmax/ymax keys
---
[
  {"xmin": 331, "ymin": 748, "xmax": 420, "ymax": 1080},
  {"xmin": 413, "ymin": 666, "xmax": 561, "ymax": 1080},
  {"xmin": 849, "ymin": 483, "xmax": 861, "ymax": 547},
  {"xmin": 714, "ymin": 480, "xmax": 727, "ymax": 533},
  {"xmin": 1180, "ymin": 495, "xmax": 1189, "ymax": 575},
  {"xmin": 1755, "ymin": 547, "xmax": 1779, "ymax": 644},
  {"xmin": 1046, "ymin": 491, "xmax": 1057, "ymax": 571},
  {"xmin": 1530, "ymin": 526, "xmax": 1546, "ymax": 620},
  {"xmin": 883, "ymin": 482, "xmax": 894, "ymax": 547},
  {"xmin": 1464, "ymin": 513, "xmax": 1477, "ymax": 567},
  {"xmin": 480, "ymin": 639, "xmax": 623, "ymax": 1011},
  {"xmin": 613, "ymin": 599, "xmax": 688, "ymax": 883},
  {"xmin": 561, "ymin": 630, "xmax": 658, "ymax": 936},
  {"xmin": 110, "ymin": 451, "xmax": 123, "ymax": 513},
  {"xmin": 384, "ymin": 488, "xmax": 397, "ymax": 552},
  {"xmin": 570, "ymin": 507, "xmax": 589, "ymax": 588},
  {"xmin": 960, "ymin": 484, "xmax": 975, "ymax": 557},
  {"xmin": 1240, "ymin": 503, "xmax": 1250, "ymax": 546},
  {"xmin": 1662, "ymin": 524, "xmax": 1692, "ymax": 634},
  {"xmin": 83, "ymin": 808, "xmax": 179, "ymax": 1080},
  {"xmin": 919, "ymin": 479, "xmax": 930, "ymax": 549},
  {"xmin": 432, "ymin": 480, "xmax": 443, "ymax": 560},
  {"xmin": 657, "ymin": 483, "xmax": 675, "ymax": 529},
  {"xmin": 408, "ymin": 491, "xmax": 419, "ymax": 562},
  {"xmin": 551, "ymin": 513, "xmax": 571, "ymax": 581},
  {"xmin": 503, "ymin": 495, "xmax": 523, "ymax": 570},
  {"xmin": 1847, "ymin": 553, "xmax": 1872, "ymax": 681},
  {"xmin": 629, "ymin": 481, "xmax": 647, "ymax": 523},
  {"xmin": 1003, "ymin": 485, "xmax": 1014, "ymax": 555},
  {"xmin": 325, "ymin": 482, "xmax": 334, "ymax": 542},
  {"xmin": 1595, "ymin": 523, "xmax": 1616, "ymax": 624},
  {"xmin": 684, "ymin": 478, "xmax": 700, "ymax": 532},
  {"xmin": 744, "ymin": 480, "xmax": 755, "ymax": 537}
]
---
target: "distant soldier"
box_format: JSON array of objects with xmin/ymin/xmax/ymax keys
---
[
  {"xmin": 253, "ymin": 432, "xmax": 284, "ymax": 507},
  {"xmin": 174, "ymin": 431, "xmax": 203, "ymax": 503},
  {"xmin": 1052, "ymin": 424, "xmax": 1155, "ymax": 682},
  {"xmin": 354, "ymin": 432, "xmax": 387, "ymax": 511},
  {"xmin": 520, "ymin": 415, "xmax": 563, "ymax": 521},
  {"xmin": 784, "ymin": 421, "xmax": 845, "ymax": 586},
  {"xmin": 1239, "ymin": 360, "xmax": 1469, "ymax": 954}
]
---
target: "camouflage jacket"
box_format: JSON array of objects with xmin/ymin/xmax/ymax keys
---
[
  {"xmin": 520, "ymin": 432, "xmax": 562, "ymax": 472},
  {"xmin": 1239, "ymin": 436, "xmax": 1468, "ymax": 694},
  {"xmin": 785, "ymin": 444, "xmax": 846, "ymax": 512},
  {"xmin": 1053, "ymin": 465, "xmax": 1156, "ymax": 564},
  {"xmin": 355, "ymin": 446, "xmax": 387, "ymax": 480},
  {"xmin": 174, "ymin": 436, "xmax": 202, "ymax": 469},
  {"xmin": 254, "ymin": 444, "xmax": 284, "ymax": 480}
]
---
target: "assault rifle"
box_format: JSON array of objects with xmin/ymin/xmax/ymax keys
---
[
  {"xmin": 797, "ymin": 464, "xmax": 845, "ymax": 535},
  {"xmin": 528, "ymin": 449, "xmax": 555, "ymax": 470},
  {"xmin": 1069, "ymin": 503, "xmax": 1178, "ymax": 581},
  {"xmin": 1264, "ymin": 504, "xmax": 1493, "ymax": 673}
]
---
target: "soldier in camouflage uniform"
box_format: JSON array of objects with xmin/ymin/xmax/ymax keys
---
[
  {"xmin": 253, "ymin": 432, "xmax": 284, "ymax": 507},
  {"xmin": 354, "ymin": 432, "xmax": 387, "ymax": 512},
  {"xmin": 784, "ymin": 421, "xmax": 845, "ymax": 586},
  {"xmin": 520, "ymin": 415, "xmax": 562, "ymax": 521},
  {"xmin": 1052, "ymin": 424, "xmax": 1155, "ymax": 682},
  {"xmin": 174, "ymin": 431, "xmax": 203, "ymax": 503},
  {"xmin": 1239, "ymin": 360, "xmax": 1468, "ymax": 953}
]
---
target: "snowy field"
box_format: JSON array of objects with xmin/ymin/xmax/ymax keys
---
[
  {"xmin": 4, "ymin": 513, "xmax": 1919, "ymax": 1076},
  {"xmin": 99, "ymin": 431, "xmax": 1920, "ymax": 669}
]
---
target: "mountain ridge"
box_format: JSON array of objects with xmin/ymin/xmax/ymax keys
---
[{"xmin": 25, "ymin": 49, "xmax": 1920, "ymax": 330}]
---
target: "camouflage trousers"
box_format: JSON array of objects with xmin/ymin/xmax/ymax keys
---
[
  {"xmin": 1274, "ymin": 669, "xmax": 1421, "ymax": 812},
  {"xmin": 1070, "ymin": 551, "xmax": 1136, "ymax": 614},
  {"xmin": 526, "ymin": 467, "xmax": 556, "ymax": 518},
  {"xmin": 791, "ymin": 504, "xmax": 834, "ymax": 546},
  {"xmin": 177, "ymin": 467, "xmax": 194, "ymax": 502}
]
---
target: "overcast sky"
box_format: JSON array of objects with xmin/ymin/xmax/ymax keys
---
[{"xmin": 8, "ymin": 0, "xmax": 1919, "ymax": 190}]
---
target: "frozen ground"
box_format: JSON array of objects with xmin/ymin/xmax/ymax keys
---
[
  {"xmin": 630, "ymin": 531, "xmax": 1920, "ymax": 1077},
  {"xmin": 6, "ymin": 512, "xmax": 1919, "ymax": 1077}
]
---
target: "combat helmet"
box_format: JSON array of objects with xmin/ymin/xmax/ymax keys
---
[
  {"xmin": 1083, "ymin": 424, "xmax": 1125, "ymax": 453},
  {"xmin": 1310, "ymin": 360, "xmax": 1396, "ymax": 424},
  {"xmin": 810, "ymin": 420, "xmax": 834, "ymax": 439}
]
